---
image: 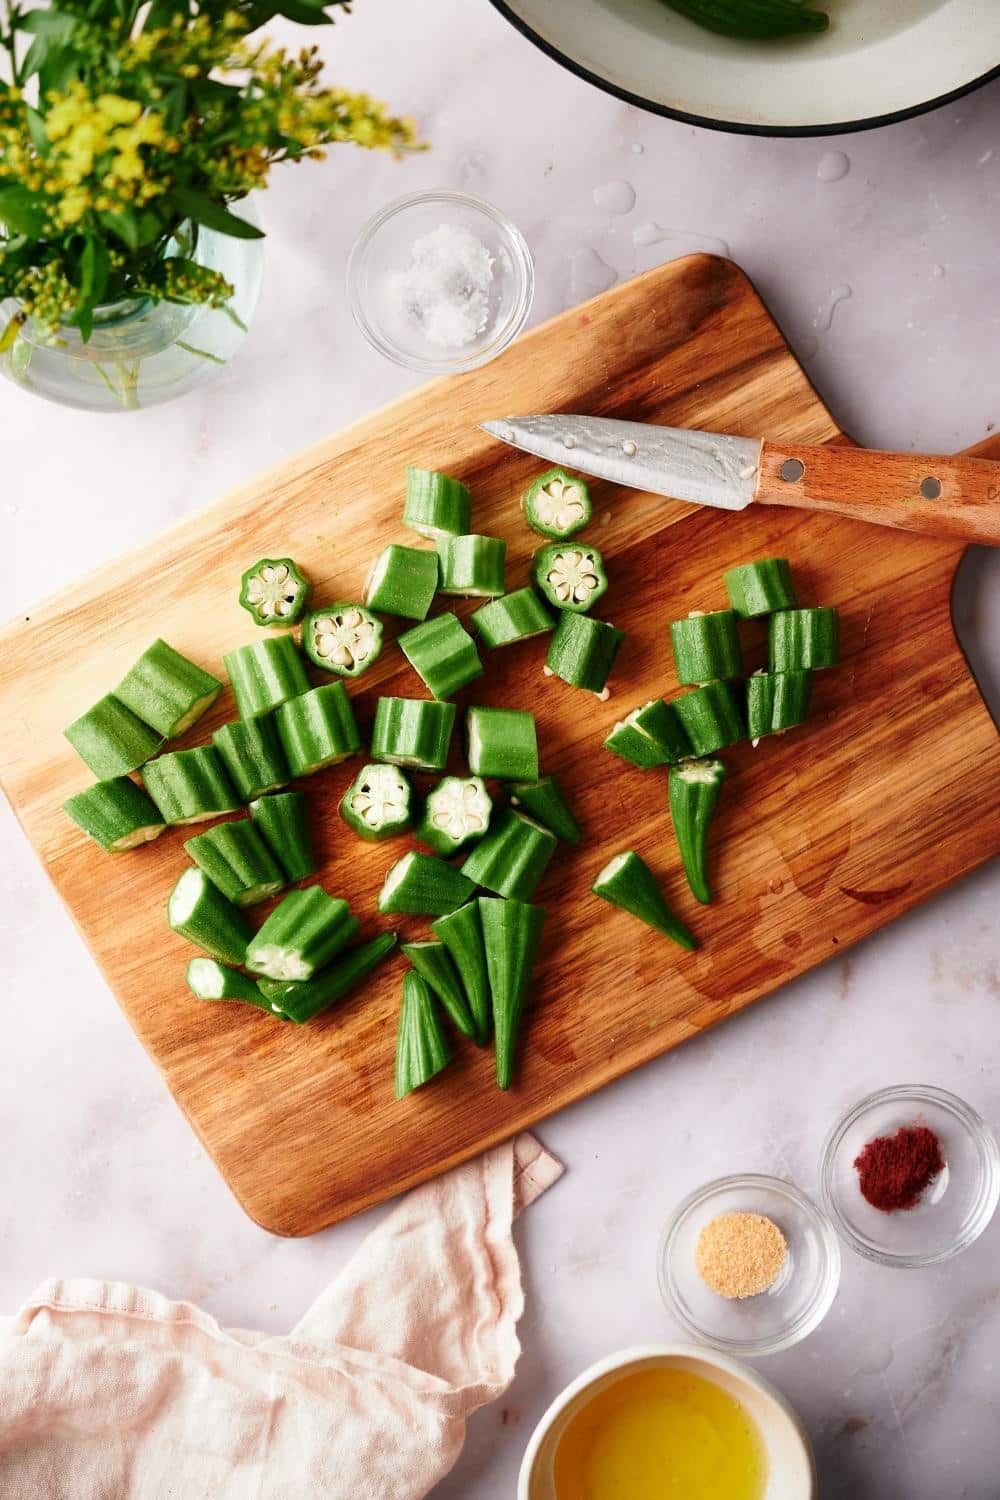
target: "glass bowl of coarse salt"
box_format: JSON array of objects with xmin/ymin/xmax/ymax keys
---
[
  {"xmin": 347, "ymin": 190, "xmax": 534, "ymax": 374},
  {"xmin": 658, "ymin": 1174, "xmax": 841, "ymax": 1357}
]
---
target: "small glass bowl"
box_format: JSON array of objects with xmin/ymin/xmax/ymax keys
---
[
  {"xmin": 820, "ymin": 1084, "xmax": 1000, "ymax": 1268},
  {"xmin": 347, "ymin": 190, "xmax": 534, "ymax": 374},
  {"xmin": 658, "ymin": 1174, "xmax": 841, "ymax": 1357}
]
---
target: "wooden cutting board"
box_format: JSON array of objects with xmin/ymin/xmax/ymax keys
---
[{"xmin": 1, "ymin": 255, "xmax": 997, "ymax": 1236}]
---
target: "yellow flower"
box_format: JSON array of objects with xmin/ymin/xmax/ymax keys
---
[
  {"xmin": 56, "ymin": 186, "xmax": 91, "ymax": 225},
  {"xmin": 97, "ymin": 94, "xmax": 142, "ymax": 125}
]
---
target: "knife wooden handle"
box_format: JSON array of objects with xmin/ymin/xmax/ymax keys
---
[{"xmin": 755, "ymin": 441, "xmax": 1000, "ymax": 545}]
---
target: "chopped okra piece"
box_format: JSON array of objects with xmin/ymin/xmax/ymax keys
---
[
  {"xmin": 260, "ymin": 932, "xmax": 398, "ymax": 1025},
  {"xmin": 246, "ymin": 886, "xmax": 359, "ymax": 982},
  {"xmin": 224, "ymin": 635, "xmax": 310, "ymax": 720},
  {"xmin": 415, "ymin": 775, "xmax": 492, "ymax": 856},
  {"xmin": 724, "ymin": 558, "xmax": 797, "ymax": 619},
  {"xmin": 532, "ymin": 542, "xmax": 608, "ymax": 614},
  {"xmin": 142, "ymin": 745, "xmax": 241, "ymax": 825},
  {"xmin": 592, "ymin": 850, "xmax": 695, "ymax": 950},
  {"xmin": 167, "ymin": 866, "xmax": 251, "ymax": 965},
  {"xmin": 669, "ymin": 757, "xmax": 726, "ymax": 905},
  {"xmin": 523, "ymin": 467, "xmax": 592, "ymax": 540},
  {"xmin": 437, "ymin": 534, "xmax": 507, "ymax": 597},
  {"xmin": 747, "ymin": 669, "xmax": 813, "ymax": 743},
  {"xmin": 461, "ymin": 808, "xmax": 557, "ymax": 901},
  {"xmin": 395, "ymin": 971, "xmax": 454, "ymax": 1098},
  {"xmin": 115, "ymin": 640, "xmax": 223, "ymax": 739},
  {"xmin": 770, "ymin": 607, "xmax": 840, "ymax": 671},
  {"xmin": 65, "ymin": 694, "xmax": 163, "ymax": 780},
  {"xmin": 510, "ymin": 775, "xmax": 582, "ymax": 845},
  {"xmin": 212, "ymin": 717, "xmax": 290, "ymax": 801},
  {"xmin": 479, "ymin": 895, "xmax": 546, "ymax": 1090},
  {"xmin": 63, "ymin": 776, "xmax": 166, "ymax": 852},
  {"xmin": 248, "ymin": 791, "xmax": 315, "ymax": 881},
  {"xmin": 340, "ymin": 763, "xmax": 413, "ymax": 842},
  {"xmin": 431, "ymin": 901, "xmax": 492, "ymax": 1046},
  {"xmin": 364, "ymin": 543, "xmax": 439, "ymax": 621},
  {"xmin": 545, "ymin": 612, "xmax": 625, "ymax": 695},
  {"xmin": 466, "ymin": 705, "xmax": 539, "ymax": 782},
  {"xmin": 275, "ymin": 681, "xmax": 361, "ymax": 777},
  {"xmin": 239, "ymin": 557, "xmax": 312, "ymax": 626},
  {"xmin": 604, "ymin": 699, "xmax": 692, "ymax": 770},
  {"xmin": 470, "ymin": 588, "xmax": 555, "ymax": 648},
  {"xmin": 670, "ymin": 610, "xmax": 742, "ymax": 686},
  {"xmin": 403, "ymin": 466, "xmax": 471, "ymax": 540},
  {"xmin": 302, "ymin": 604, "xmax": 383, "ymax": 679},
  {"xmin": 377, "ymin": 850, "xmax": 476, "ymax": 916},
  {"xmin": 371, "ymin": 696, "xmax": 456, "ymax": 772},
  {"xmin": 184, "ymin": 819, "xmax": 286, "ymax": 907},
  {"xmin": 401, "ymin": 940, "xmax": 476, "ymax": 1038},
  {"xmin": 398, "ymin": 612, "xmax": 484, "ymax": 700},
  {"xmin": 186, "ymin": 957, "xmax": 272, "ymax": 1009},
  {"xmin": 672, "ymin": 681, "xmax": 745, "ymax": 756}
]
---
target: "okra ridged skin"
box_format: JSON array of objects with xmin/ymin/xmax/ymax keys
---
[
  {"xmin": 592, "ymin": 850, "xmax": 696, "ymax": 950},
  {"xmin": 364, "ymin": 544, "xmax": 439, "ymax": 621},
  {"xmin": 672, "ymin": 681, "xmax": 745, "ymax": 756},
  {"xmin": 186, "ymin": 957, "xmax": 271, "ymax": 1008},
  {"xmin": 431, "ymin": 901, "xmax": 492, "ymax": 1045},
  {"xmin": 603, "ymin": 721, "xmax": 670, "ymax": 770},
  {"xmin": 747, "ymin": 670, "xmax": 813, "ymax": 741},
  {"xmin": 115, "ymin": 639, "xmax": 222, "ymax": 739},
  {"xmin": 532, "ymin": 542, "xmax": 608, "ymax": 614},
  {"xmin": 604, "ymin": 700, "xmax": 691, "ymax": 770},
  {"xmin": 65, "ymin": 693, "xmax": 164, "ymax": 780},
  {"xmin": 142, "ymin": 745, "xmax": 242, "ymax": 825},
  {"xmin": 401, "ymin": 940, "xmax": 476, "ymax": 1038},
  {"xmin": 670, "ymin": 611, "xmax": 742, "ymax": 686},
  {"xmin": 223, "ymin": 635, "xmax": 310, "ymax": 720},
  {"xmin": 213, "ymin": 717, "xmax": 290, "ymax": 800},
  {"xmin": 414, "ymin": 775, "xmax": 492, "ymax": 856},
  {"xmin": 168, "ymin": 867, "xmax": 251, "ymax": 966},
  {"xmin": 479, "ymin": 896, "xmax": 546, "ymax": 1091},
  {"xmin": 523, "ymin": 468, "xmax": 592, "ymax": 541},
  {"xmin": 394, "ymin": 971, "xmax": 454, "ymax": 1098},
  {"xmin": 377, "ymin": 850, "xmax": 477, "ymax": 916},
  {"xmin": 437, "ymin": 535, "xmax": 507, "ymax": 597},
  {"xmin": 275, "ymin": 681, "xmax": 361, "ymax": 777},
  {"xmin": 470, "ymin": 588, "xmax": 555, "ymax": 648},
  {"xmin": 63, "ymin": 776, "xmax": 166, "ymax": 852},
  {"xmin": 724, "ymin": 558, "xmax": 797, "ymax": 619},
  {"xmin": 509, "ymin": 776, "xmax": 582, "ymax": 845},
  {"xmin": 398, "ymin": 613, "xmax": 484, "ymax": 701},
  {"xmin": 246, "ymin": 887, "xmax": 359, "ymax": 981},
  {"xmin": 461, "ymin": 809, "xmax": 557, "ymax": 902},
  {"xmin": 466, "ymin": 705, "xmax": 539, "ymax": 782},
  {"xmin": 184, "ymin": 819, "xmax": 286, "ymax": 907},
  {"xmin": 248, "ymin": 791, "xmax": 316, "ymax": 881},
  {"xmin": 340, "ymin": 764, "xmax": 413, "ymax": 841},
  {"xmin": 545, "ymin": 613, "xmax": 625, "ymax": 694},
  {"xmin": 403, "ymin": 466, "xmax": 471, "ymax": 540},
  {"xmin": 668, "ymin": 758, "xmax": 726, "ymax": 905},
  {"xmin": 371, "ymin": 697, "xmax": 456, "ymax": 772},
  {"xmin": 769, "ymin": 607, "xmax": 840, "ymax": 671},
  {"xmin": 260, "ymin": 931, "xmax": 398, "ymax": 1024}
]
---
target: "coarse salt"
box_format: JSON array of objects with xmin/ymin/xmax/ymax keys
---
[{"xmin": 390, "ymin": 224, "xmax": 494, "ymax": 349}]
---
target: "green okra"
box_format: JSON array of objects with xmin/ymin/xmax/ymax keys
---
[
  {"xmin": 403, "ymin": 466, "xmax": 471, "ymax": 540},
  {"xmin": 401, "ymin": 940, "xmax": 476, "ymax": 1038},
  {"xmin": 394, "ymin": 971, "xmax": 454, "ymax": 1098},
  {"xmin": 239, "ymin": 557, "xmax": 312, "ymax": 626},
  {"xmin": 545, "ymin": 612, "xmax": 625, "ymax": 695},
  {"xmin": 301, "ymin": 604, "xmax": 383, "ymax": 678},
  {"xmin": 672, "ymin": 681, "xmax": 745, "ymax": 756},
  {"xmin": 340, "ymin": 763, "xmax": 413, "ymax": 841},
  {"xmin": 668, "ymin": 757, "xmax": 726, "ymax": 905},
  {"xmin": 364, "ymin": 543, "xmax": 439, "ymax": 620},
  {"xmin": 377, "ymin": 850, "xmax": 477, "ymax": 916},
  {"xmin": 658, "ymin": 0, "xmax": 828, "ymax": 41},
  {"xmin": 246, "ymin": 886, "xmax": 359, "ymax": 981},
  {"xmin": 371, "ymin": 696, "xmax": 456, "ymax": 772},
  {"xmin": 724, "ymin": 558, "xmax": 797, "ymax": 619},
  {"xmin": 275, "ymin": 681, "xmax": 361, "ymax": 776},
  {"xmin": 670, "ymin": 610, "xmax": 742, "ymax": 686},
  {"xmin": 63, "ymin": 776, "xmax": 166, "ymax": 852},
  {"xmin": 415, "ymin": 775, "xmax": 492, "ymax": 856},
  {"xmin": 224, "ymin": 635, "xmax": 310, "ymax": 720},
  {"xmin": 115, "ymin": 640, "xmax": 223, "ymax": 739},
  {"xmin": 260, "ymin": 932, "xmax": 398, "ymax": 1025},
  {"xmin": 604, "ymin": 699, "xmax": 692, "ymax": 770},
  {"xmin": 523, "ymin": 467, "xmax": 591, "ymax": 540},
  {"xmin": 769, "ymin": 607, "xmax": 840, "ymax": 671},
  {"xmin": 430, "ymin": 901, "xmax": 492, "ymax": 1046},
  {"xmin": 479, "ymin": 895, "xmax": 545, "ymax": 1091},
  {"xmin": 212, "ymin": 717, "xmax": 290, "ymax": 801},
  {"xmin": 592, "ymin": 850, "xmax": 695, "ymax": 950},
  {"xmin": 509, "ymin": 776, "xmax": 582, "ymax": 845},
  {"xmin": 65, "ymin": 694, "xmax": 163, "ymax": 779},
  {"xmin": 466, "ymin": 704, "xmax": 539, "ymax": 782},
  {"xmin": 532, "ymin": 541, "xmax": 608, "ymax": 614},
  {"xmin": 185, "ymin": 957, "xmax": 272, "ymax": 1009},
  {"xmin": 184, "ymin": 819, "xmax": 286, "ymax": 907},
  {"xmin": 747, "ymin": 669, "xmax": 813, "ymax": 742},
  {"xmin": 470, "ymin": 588, "xmax": 555, "ymax": 648},
  {"xmin": 461, "ymin": 808, "xmax": 557, "ymax": 901},
  {"xmin": 142, "ymin": 745, "xmax": 241, "ymax": 825},
  {"xmin": 398, "ymin": 613, "xmax": 484, "ymax": 700},
  {"xmin": 167, "ymin": 866, "xmax": 251, "ymax": 965},
  {"xmin": 437, "ymin": 534, "xmax": 507, "ymax": 597},
  {"xmin": 249, "ymin": 791, "xmax": 315, "ymax": 881}
]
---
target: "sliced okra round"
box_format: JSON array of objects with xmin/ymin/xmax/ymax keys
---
[
  {"xmin": 545, "ymin": 612, "xmax": 625, "ymax": 695},
  {"xmin": 115, "ymin": 639, "xmax": 222, "ymax": 739},
  {"xmin": 670, "ymin": 610, "xmax": 742, "ymax": 686},
  {"xmin": 769, "ymin": 607, "xmax": 840, "ymax": 671},
  {"xmin": 186, "ymin": 958, "xmax": 273, "ymax": 1009},
  {"xmin": 364, "ymin": 543, "xmax": 439, "ymax": 621},
  {"xmin": 747, "ymin": 669, "xmax": 813, "ymax": 743},
  {"xmin": 64, "ymin": 693, "xmax": 164, "ymax": 780},
  {"xmin": 461, "ymin": 808, "xmax": 556, "ymax": 902},
  {"xmin": 239, "ymin": 558, "xmax": 312, "ymax": 626},
  {"xmin": 275, "ymin": 681, "xmax": 361, "ymax": 777},
  {"xmin": 223, "ymin": 635, "xmax": 310, "ymax": 720},
  {"xmin": 248, "ymin": 791, "xmax": 316, "ymax": 882},
  {"xmin": 724, "ymin": 557, "xmax": 797, "ymax": 619},
  {"xmin": 212, "ymin": 717, "xmax": 290, "ymax": 801},
  {"xmin": 63, "ymin": 776, "xmax": 166, "ymax": 852},
  {"xmin": 592, "ymin": 850, "xmax": 695, "ymax": 950},
  {"xmin": 532, "ymin": 541, "xmax": 608, "ymax": 614},
  {"xmin": 301, "ymin": 603, "xmax": 383, "ymax": 679},
  {"xmin": 398, "ymin": 612, "xmax": 483, "ymax": 700},
  {"xmin": 167, "ymin": 866, "xmax": 251, "ymax": 966},
  {"xmin": 246, "ymin": 886, "xmax": 359, "ymax": 982},
  {"xmin": 523, "ymin": 467, "xmax": 592, "ymax": 540},
  {"xmin": 394, "ymin": 971, "xmax": 454, "ymax": 1099},
  {"xmin": 371, "ymin": 696, "xmax": 456, "ymax": 772},
  {"xmin": 340, "ymin": 763, "xmax": 413, "ymax": 842},
  {"xmin": 510, "ymin": 775, "xmax": 582, "ymax": 845},
  {"xmin": 466, "ymin": 704, "xmax": 539, "ymax": 782},
  {"xmin": 142, "ymin": 745, "xmax": 241, "ymax": 825},
  {"xmin": 415, "ymin": 775, "xmax": 492, "ymax": 856},
  {"xmin": 183, "ymin": 819, "xmax": 286, "ymax": 907},
  {"xmin": 437, "ymin": 534, "xmax": 507, "ymax": 597},
  {"xmin": 403, "ymin": 466, "xmax": 471, "ymax": 540},
  {"xmin": 672, "ymin": 681, "xmax": 745, "ymax": 756},
  {"xmin": 470, "ymin": 588, "xmax": 555, "ymax": 648},
  {"xmin": 668, "ymin": 756, "xmax": 726, "ymax": 905}
]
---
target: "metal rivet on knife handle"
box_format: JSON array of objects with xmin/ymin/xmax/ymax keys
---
[
  {"xmin": 920, "ymin": 476, "xmax": 942, "ymax": 500},
  {"xmin": 779, "ymin": 458, "xmax": 806, "ymax": 482}
]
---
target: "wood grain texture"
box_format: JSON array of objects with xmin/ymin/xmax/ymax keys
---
[{"xmin": 0, "ymin": 255, "xmax": 997, "ymax": 1237}]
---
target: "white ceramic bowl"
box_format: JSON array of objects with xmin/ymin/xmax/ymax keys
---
[
  {"xmin": 518, "ymin": 1344, "xmax": 816, "ymax": 1500},
  {"xmin": 490, "ymin": 0, "xmax": 1000, "ymax": 136}
]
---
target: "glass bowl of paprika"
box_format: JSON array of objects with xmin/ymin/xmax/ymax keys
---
[{"xmin": 820, "ymin": 1085, "xmax": 1000, "ymax": 1268}]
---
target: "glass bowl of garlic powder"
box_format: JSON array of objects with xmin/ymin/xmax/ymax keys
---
[{"xmin": 348, "ymin": 190, "xmax": 534, "ymax": 374}]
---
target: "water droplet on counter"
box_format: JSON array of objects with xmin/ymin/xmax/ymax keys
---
[
  {"xmin": 593, "ymin": 179, "xmax": 636, "ymax": 215},
  {"xmin": 933, "ymin": 264, "xmax": 946, "ymax": 278},
  {"xmin": 622, "ymin": 440, "xmax": 637, "ymax": 457},
  {"xmin": 817, "ymin": 150, "xmax": 850, "ymax": 182},
  {"xmin": 631, "ymin": 143, "xmax": 645, "ymax": 155},
  {"xmin": 797, "ymin": 334, "xmax": 819, "ymax": 361},
  {"xmin": 978, "ymin": 148, "xmax": 994, "ymax": 166},
  {"xmin": 632, "ymin": 222, "xmax": 731, "ymax": 257},
  {"xmin": 813, "ymin": 284, "xmax": 852, "ymax": 333},
  {"xmin": 569, "ymin": 247, "xmax": 618, "ymax": 301}
]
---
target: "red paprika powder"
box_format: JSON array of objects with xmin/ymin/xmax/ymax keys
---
[{"xmin": 854, "ymin": 1124, "xmax": 945, "ymax": 1212}]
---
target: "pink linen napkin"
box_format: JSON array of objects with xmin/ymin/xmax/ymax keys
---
[{"xmin": 0, "ymin": 1132, "xmax": 562, "ymax": 1499}]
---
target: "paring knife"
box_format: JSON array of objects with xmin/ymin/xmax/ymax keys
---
[{"xmin": 480, "ymin": 414, "xmax": 1000, "ymax": 546}]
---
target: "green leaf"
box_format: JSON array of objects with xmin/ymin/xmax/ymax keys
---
[
  {"xmin": 0, "ymin": 187, "xmax": 46, "ymax": 237},
  {"xmin": 25, "ymin": 106, "xmax": 51, "ymax": 157},
  {"xmin": 169, "ymin": 188, "xmax": 264, "ymax": 240},
  {"xmin": 18, "ymin": 10, "xmax": 78, "ymax": 38},
  {"xmin": 73, "ymin": 236, "xmax": 110, "ymax": 340},
  {"xmin": 99, "ymin": 208, "xmax": 139, "ymax": 251}
]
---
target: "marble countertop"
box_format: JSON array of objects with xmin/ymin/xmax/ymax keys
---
[{"xmin": 2, "ymin": 4, "xmax": 998, "ymax": 1494}]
